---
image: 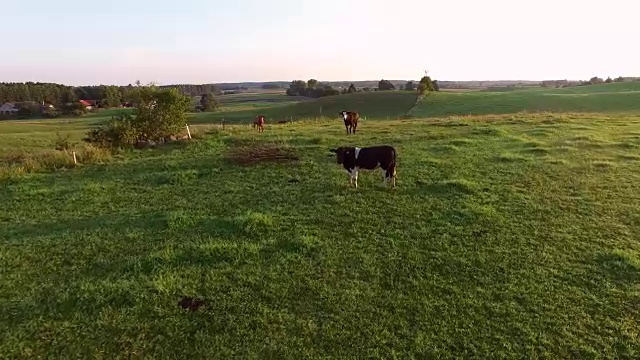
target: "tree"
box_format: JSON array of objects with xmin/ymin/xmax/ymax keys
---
[
  {"xmin": 605, "ymin": 77, "xmax": 613, "ymax": 84},
  {"xmin": 614, "ymin": 76, "xmax": 625, "ymax": 83},
  {"xmin": 347, "ymin": 83, "xmax": 357, "ymax": 93},
  {"xmin": 404, "ymin": 81, "xmax": 416, "ymax": 91},
  {"xmin": 432, "ymin": 80, "xmax": 440, "ymax": 91},
  {"xmin": 86, "ymin": 86, "xmax": 191, "ymax": 147},
  {"xmin": 588, "ymin": 76, "xmax": 604, "ymax": 85},
  {"xmin": 307, "ymin": 79, "xmax": 318, "ymax": 89},
  {"xmin": 286, "ymin": 80, "xmax": 308, "ymax": 96},
  {"xmin": 378, "ymin": 79, "xmax": 395, "ymax": 91},
  {"xmin": 200, "ymin": 92, "xmax": 219, "ymax": 112},
  {"xmin": 103, "ymin": 86, "xmax": 122, "ymax": 108},
  {"xmin": 132, "ymin": 86, "xmax": 191, "ymax": 141},
  {"xmin": 417, "ymin": 76, "xmax": 435, "ymax": 94},
  {"xmin": 62, "ymin": 88, "xmax": 77, "ymax": 104}
]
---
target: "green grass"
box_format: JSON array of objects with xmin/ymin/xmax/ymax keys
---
[
  {"xmin": 411, "ymin": 82, "xmax": 640, "ymax": 117},
  {"xmin": 2, "ymin": 112, "xmax": 640, "ymax": 358},
  {"xmin": 191, "ymin": 91, "xmax": 420, "ymax": 124}
]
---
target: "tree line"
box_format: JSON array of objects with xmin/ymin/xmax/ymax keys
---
[
  {"xmin": 285, "ymin": 77, "xmax": 440, "ymax": 98},
  {"xmin": 0, "ymin": 82, "xmax": 221, "ymax": 106}
]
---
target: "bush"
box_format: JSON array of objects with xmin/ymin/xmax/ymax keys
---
[
  {"xmin": 84, "ymin": 113, "xmax": 137, "ymax": 148},
  {"xmin": 378, "ymin": 79, "xmax": 395, "ymax": 91},
  {"xmin": 418, "ymin": 76, "xmax": 435, "ymax": 94},
  {"xmin": 84, "ymin": 86, "xmax": 191, "ymax": 149},
  {"xmin": 53, "ymin": 132, "xmax": 77, "ymax": 151},
  {"xmin": 42, "ymin": 110, "xmax": 60, "ymax": 118}
]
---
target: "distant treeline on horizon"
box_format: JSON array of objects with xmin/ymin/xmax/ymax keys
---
[{"xmin": 1, "ymin": 77, "xmax": 638, "ymax": 105}]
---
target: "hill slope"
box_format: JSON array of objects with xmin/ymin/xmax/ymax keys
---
[
  {"xmin": 410, "ymin": 82, "xmax": 640, "ymax": 117},
  {"xmin": 190, "ymin": 91, "xmax": 419, "ymax": 123}
]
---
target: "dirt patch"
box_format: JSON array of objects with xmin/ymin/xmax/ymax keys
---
[{"xmin": 226, "ymin": 140, "xmax": 300, "ymax": 165}]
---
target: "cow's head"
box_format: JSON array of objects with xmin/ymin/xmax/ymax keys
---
[
  {"xmin": 329, "ymin": 147, "xmax": 352, "ymax": 164},
  {"xmin": 339, "ymin": 111, "xmax": 348, "ymax": 120}
]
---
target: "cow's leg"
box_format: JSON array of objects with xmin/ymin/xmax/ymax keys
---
[
  {"xmin": 353, "ymin": 169, "xmax": 359, "ymax": 188},
  {"xmin": 353, "ymin": 122, "xmax": 357, "ymax": 134},
  {"xmin": 388, "ymin": 163, "xmax": 397, "ymax": 188}
]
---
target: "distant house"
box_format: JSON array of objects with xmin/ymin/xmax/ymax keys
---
[
  {"xmin": 79, "ymin": 100, "xmax": 94, "ymax": 110},
  {"xmin": 0, "ymin": 102, "xmax": 18, "ymax": 115}
]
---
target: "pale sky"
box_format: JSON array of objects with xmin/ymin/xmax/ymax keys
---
[{"xmin": 1, "ymin": 0, "xmax": 637, "ymax": 85}]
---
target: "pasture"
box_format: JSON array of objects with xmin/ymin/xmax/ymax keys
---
[
  {"xmin": 2, "ymin": 83, "xmax": 640, "ymax": 358},
  {"xmin": 2, "ymin": 102, "xmax": 640, "ymax": 358},
  {"xmin": 410, "ymin": 82, "xmax": 640, "ymax": 118}
]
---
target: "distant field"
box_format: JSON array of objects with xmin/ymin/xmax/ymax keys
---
[
  {"xmin": 191, "ymin": 91, "xmax": 420, "ymax": 124},
  {"xmin": 2, "ymin": 113, "xmax": 640, "ymax": 358},
  {"xmin": 411, "ymin": 82, "xmax": 640, "ymax": 117}
]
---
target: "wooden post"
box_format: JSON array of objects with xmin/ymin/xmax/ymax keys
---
[
  {"xmin": 186, "ymin": 124, "xmax": 192, "ymax": 139},
  {"xmin": 72, "ymin": 151, "xmax": 77, "ymax": 165}
]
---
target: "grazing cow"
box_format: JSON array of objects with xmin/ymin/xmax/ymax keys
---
[
  {"xmin": 253, "ymin": 115, "xmax": 265, "ymax": 133},
  {"xmin": 329, "ymin": 145, "xmax": 397, "ymax": 188},
  {"xmin": 339, "ymin": 110, "xmax": 359, "ymax": 134}
]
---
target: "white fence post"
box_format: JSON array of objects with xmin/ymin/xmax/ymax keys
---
[{"xmin": 186, "ymin": 124, "xmax": 192, "ymax": 139}]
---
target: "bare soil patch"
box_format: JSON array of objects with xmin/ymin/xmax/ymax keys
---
[{"xmin": 225, "ymin": 140, "xmax": 299, "ymax": 165}]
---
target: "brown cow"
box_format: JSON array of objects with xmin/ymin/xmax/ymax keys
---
[
  {"xmin": 339, "ymin": 110, "xmax": 359, "ymax": 134},
  {"xmin": 253, "ymin": 115, "xmax": 265, "ymax": 133}
]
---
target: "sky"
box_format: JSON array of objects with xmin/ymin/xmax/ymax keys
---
[{"xmin": 1, "ymin": 0, "xmax": 638, "ymax": 85}]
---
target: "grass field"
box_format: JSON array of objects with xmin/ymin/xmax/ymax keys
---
[
  {"xmin": 410, "ymin": 82, "xmax": 640, "ymax": 118},
  {"xmin": 2, "ymin": 108, "xmax": 640, "ymax": 357},
  {"xmin": 191, "ymin": 91, "xmax": 420, "ymax": 124}
]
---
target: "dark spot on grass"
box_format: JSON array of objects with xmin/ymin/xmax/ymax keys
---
[
  {"xmin": 495, "ymin": 153, "xmax": 531, "ymax": 162},
  {"xmin": 595, "ymin": 251, "xmax": 640, "ymax": 285},
  {"xmin": 450, "ymin": 139, "xmax": 474, "ymax": 146},
  {"xmin": 226, "ymin": 141, "xmax": 299, "ymax": 166},
  {"xmin": 521, "ymin": 147, "xmax": 550, "ymax": 155},
  {"xmin": 591, "ymin": 160, "xmax": 616, "ymax": 169},
  {"xmin": 546, "ymin": 159, "xmax": 569, "ymax": 165},
  {"xmin": 178, "ymin": 296, "xmax": 207, "ymax": 312}
]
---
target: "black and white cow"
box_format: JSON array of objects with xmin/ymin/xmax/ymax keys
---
[{"xmin": 329, "ymin": 145, "xmax": 397, "ymax": 188}]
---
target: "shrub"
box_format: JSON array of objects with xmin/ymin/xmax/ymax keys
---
[
  {"xmin": 53, "ymin": 132, "xmax": 77, "ymax": 151},
  {"xmin": 84, "ymin": 113, "xmax": 137, "ymax": 148},
  {"xmin": 42, "ymin": 110, "xmax": 60, "ymax": 118},
  {"xmin": 83, "ymin": 86, "xmax": 191, "ymax": 149}
]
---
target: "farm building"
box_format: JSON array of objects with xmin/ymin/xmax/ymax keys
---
[
  {"xmin": 0, "ymin": 102, "xmax": 18, "ymax": 115},
  {"xmin": 79, "ymin": 100, "xmax": 95, "ymax": 110}
]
